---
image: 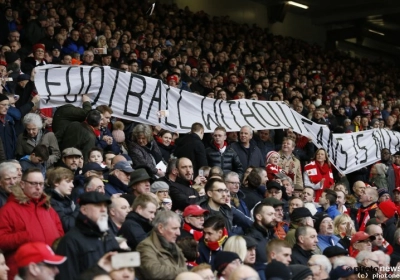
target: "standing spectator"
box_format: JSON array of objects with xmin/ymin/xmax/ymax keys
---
[
  {"xmin": 23, "ymin": 15, "xmax": 47, "ymax": 48},
  {"xmin": 136, "ymin": 211, "xmax": 187, "ymax": 280},
  {"xmin": 317, "ymin": 189, "xmax": 341, "ymax": 219},
  {"xmin": 278, "ymin": 138, "xmax": 303, "ymax": 187},
  {"xmin": 0, "ymin": 162, "xmax": 19, "ymax": 208},
  {"xmin": 225, "ymin": 171, "xmax": 250, "ymax": 217},
  {"xmin": 206, "ymin": 126, "xmax": 243, "ymax": 178},
  {"xmin": 255, "ymin": 129, "xmax": 275, "ymax": 159},
  {"xmin": 174, "ymin": 123, "xmax": 207, "ymax": 177},
  {"xmin": 0, "ymin": 168, "xmax": 64, "ymax": 279},
  {"xmin": 290, "ymin": 226, "xmax": 318, "ymax": 265},
  {"xmin": 55, "ymin": 192, "xmax": 120, "ymax": 280},
  {"xmin": 155, "ymin": 129, "xmax": 175, "ymax": 162},
  {"xmin": 0, "ymin": 94, "xmax": 16, "ymax": 160},
  {"xmin": 375, "ymin": 200, "xmax": 397, "ymax": 245},
  {"xmin": 231, "ymin": 125, "xmax": 264, "ymax": 171},
  {"xmin": 96, "ymin": 105, "xmax": 120, "ymax": 155}
]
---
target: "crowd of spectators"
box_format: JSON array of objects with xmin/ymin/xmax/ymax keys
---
[{"xmin": 1, "ymin": 0, "xmax": 400, "ymax": 280}]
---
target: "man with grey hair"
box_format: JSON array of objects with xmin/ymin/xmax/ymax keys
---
[
  {"xmin": 308, "ymin": 254, "xmax": 331, "ymax": 280},
  {"xmin": 332, "ymin": 256, "xmax": 358, "ymax": 269},
  {"xmin": 231, "ymin": 125, "xmax": 264, "ymax": 170},
  {"xmin": 136, "ymin": 211, "xmax": 187, "ymax": 279},
  {"xmin": 0, "ymin": 162, "xmax": 19, "ymax": 207},
  {"xmin": 355, "ymin": 250, "xmax": 380, "ymax": 268},
  {"xmin": 225, "ymin": 171, "xmax": 250, "ymax": 217}
]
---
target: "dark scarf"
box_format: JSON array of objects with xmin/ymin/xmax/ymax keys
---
[{"xmin": 157, "ymin": 233, "xmax": 179, "ymax": 260}]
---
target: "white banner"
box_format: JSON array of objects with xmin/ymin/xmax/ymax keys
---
[{"xmin": 34, "ymin": 65, "xmax": 398, "ymax": 174}]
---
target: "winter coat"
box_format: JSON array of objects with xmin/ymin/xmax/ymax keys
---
[
  {"xmin": 55, "ymin": 212, "xmax": 120, "ymax": 280},
  {"xmin": 16, "ymin": 130, "xmax": 61, "ymax": 167},
  {"xmin": 118, "ymin": 211, "xmax": 153, "ymax": 250},
  {"xmin": 0, "ymin": 114, "xmax": 17, "ymax": 160},
  {"xmin": 290, "ymin": 244, "xmax": 313, "ymax": 265},
  {"xmin": 128, "ymin": 140, "xmax": 162, "ymax": 174},
  {"xmin": 231, "ymin": 190, "xmax": 250, "ymax": 217},
  {"xmin": 382, "ymin": 216, "xmax": 397, "ymax": 245},
  {"xmin": 0, "ymin": 188, "xmax": 8, "ymax": 208},
  {"xmin": 0, "ymin": 186, "xmax": 64, "ymax": 280},
  {"xmin": 169, "ymin": 177, "xmax": 202, "ymax": 211},
  {"xmin": 173, "ymin": 133, "xmax": 208, "ymax": 176},
  {"xmin": 317, "ymin": 234, "xmax": 344, "ymax": 252},
  {"xmin": 197, "ymin": 238, "xmax": 222, "ymax": 267},
  {"xmin": 155, "ymin": 136, "xmax": 175, "ymax": 162},
  {"xmin": 135, "ymin": 230, "xmax": 187, "ymax": 280},
  {"xmin": 19, "ymin": 156, "xmax": 46, "ymax": 177},
  {"xmin": 278, "ymin": 151, "xmax": 303, "ymax": 187},
  {"xmin": 231, "ymin": 140, "xmax": 265, "ymax": 170},
  {"xmin": 45, "ymin": 188, "xmax": 79, "ymax": 232},
  {"xmin": 241, "ymin": 187, "xmax": 264, "ymax": 211},
  {"xmin": 205, "ymin": 143, "xmax": 244, "ymax": 179},
  {"xmin": 104, "ymin": 175, "xmax": 129, "ymax": 197},
  {"xmin": 97, "ymin": 126, "xmax": 120, "ymax": 155},
  {"xmin": 52, "ymin": 101, "xmax": 92, "ymax": 136},
  {"xmin": 200, "ymin": 200, "xmax": 234, "ymax": 234}
]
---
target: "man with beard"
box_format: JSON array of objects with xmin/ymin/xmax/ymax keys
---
[
  {"xmin": 245, "ymin": 203, "xmax": 277, "ymax": 274},
  {"xmin": 350, "ymin": 187, "xmax": 377, "ymax": 231},
  {"xmin": 0, "ymin": 162, "xmax": 19, "ymax": 208},
  {"xmin": 315, "ymin": 212, "xmax": 344, "ymax": 252},
  {"xmin": 58, "ymin": 148, "xmax": 82, "ymax": 174},
  {"xmin": 365, "ymin": 224, "xmax": 393, "ymax": 255},
  {"xmin": 180, "ymin": 205, "xmax": 209, "ymax": 241},
  {"xmin": 378, "ymin": 148, "xmax": 395, "ymax": 197},
  {"xmin": 119, "ymin": 194, "xmax": 158, "ymax": 250},
  {"xmin": 55, "ymin": 192, "xmax": 120, "ymax": 280},
  {"xmin": 291, "ymin": 226, "xmax": 318, "ymax": 265}
]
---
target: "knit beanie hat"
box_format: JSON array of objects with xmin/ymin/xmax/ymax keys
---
[
  {"xmin": 378, "ymin": 188, "xmax": 389, "ymax": 199},
  {"xmin": 112, "ymin": 121, "xmax": 125, "ymax": 143},
  {"xmin": 214, "ymin": 251, "xmax": 241, "ymax": 276},
  {"xmin": 290, "ymin": 264, "xmax": 313, "ymax": 280},
  {"xmin": 378, "ymin": 200, "xmax": 397, "ymax": 219},
  {"xmin": 266, "ymin": 151, "xmax": 279, "ymax": 163},
  {"xmin": 265, "ymin": 260, "xmax": 291, "ymax": 280},
  {"xmin": 313, "ymin": 212, "xmax": 330, "ymax": 232}
]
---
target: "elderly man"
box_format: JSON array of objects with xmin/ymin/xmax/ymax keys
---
[
  {"xmin": 0, "ymin": 168, "xmax": 64, "ymax": 279},
  {"xmin": 108, "ymin": 196, "xmax": 130, "ymax": 235},
  {"xmin": 14, "ymin": 242, "xmax": 66, "ymax": 280},
  {"xmin": 291, "ymin": 226, "xmax": 318, "ymax": 265},
  {"xmin": 314, "ymin": 213, "xmax": 344, "ymax": 252},
  {"xmin": 0, "ymin": 162, "xmax": 19, "ymax": 207},
  {"xmin": 231, "ymin": 125, "xmax": 264, "ymax": 170},
  {"xmin": 225, "ymin": 171, "xmax": 250, "ymax": 217},
  {"xmin": 349, "ymin": 231, "xmax": 375, "ymax": 258},
  {"xmin": 285, "ymin": 207, "xmax": 314, "ymax": 247},
  {"xmin": 180, "ymin": 205, "xmax": 209, "ymax": 241},
  {"xmin": 136, "ymin": 211, "xmax": 187, "ymax": 280},
  {"xmin": 307, "ymin": 254, "xmax": 331, "ymax": 280},
  {"xmin": 55, "ymin": 192, "xmax": 120, "ymax": 280},
  {"xmin": 350, "ymin": 187, "xmax": 378, "ymax": 231},
  {"xmin": 365, "ymin": 224, "xmax": 393, "ymax": 254},
  {"xmin": 104, "ymin": 161, "xmax": 134, "ymax": 197},
  {"xmin": 213, "ymin": 251, "xmax": 242, "ymax": 280},
  {"xmin": 119, "ymin": 194, "xmax": 158, "ymax": 250}
]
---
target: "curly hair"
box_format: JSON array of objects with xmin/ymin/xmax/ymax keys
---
[{"xmin": 131, "ymin": 124, "xmax": 153, "ymax": 143}]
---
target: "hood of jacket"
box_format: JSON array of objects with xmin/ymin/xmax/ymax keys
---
[
  {"xmin": 125, "ymin": 211, "xmax": 153, "ymax": 232},
  {"xmin": 9, "ymin": 184, "xmax": 51, "ymax": 209}
]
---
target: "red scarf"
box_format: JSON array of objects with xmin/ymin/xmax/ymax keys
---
[
  {"xmin": 204, "ymin": 228, "xmax": 228, "ymax": 251},
  {"xmin": 182, "ymin": 222, "xmax": 203, "ymax": 241},
  {"xmin": 213, "ymin": 141, "xmax": 227, "ymax": 150},
  {"xmin": 0, "ymin": 115, "xmax": 5, "ymax": 124},
  {"xmin": 84, "ymin": 121, "xmax": 101, "ymax": 138},
  {"xmin": 356, "ymin": 203, "xmax": 378, "ymax": 231},
  {"xmin": 187, "ymin": 261, "xmax": 198, "ymax": 267}
]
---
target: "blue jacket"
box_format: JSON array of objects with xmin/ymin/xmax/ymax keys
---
[
  {"xmin": 231, "ymin": 206, "xmax": 253, "ymax": 235},
  {"xmin": 317, "ymin": 205, "xmax": 341, "ymax": 220},
  {"xmin": 0, "ymin": 114, "xmax": 16, "ymax": 159},
  {"xmin": 317, "ymin": 234, "xmax": 344, "ymax": 252},
  {"xmin": 197, "ymin": 238, "xmax": 222, "ymax": 268},
  {"xmin": 97, "ymin": 126, "xmax": 121, "ymax": 155},
  {"xmin": 105, "ymin": 175, "xmax": 129, "ymax": 197}
]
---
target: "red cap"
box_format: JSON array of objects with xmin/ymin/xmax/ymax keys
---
[
  {"xmin": 351, "ymin": 232, "xmax": 375, "ymax": 245},
  {"xmin": 167, "ymin": 75, "xmax": 178, "ymax": 83},
  {"xmin": 393, "ymin": 187, "xmax": 400, "ymax": 193},
  {"xmin": 33, "ymin": 43, "xmax": 45, "ymax": 52},
  {"xmin": 378, "ymin": 200, "xmax": 398, "ymax": 219},
  {"xmin": 0, "ymin": 60, "xmax": 7, "ymax": 67},
  {"xmin": 14, "ymin": 242, "xmax": 67, "ymax": 268},
  {"xmin": 183, "ymin": 205, "xmax": 209, "ymax": 217}
]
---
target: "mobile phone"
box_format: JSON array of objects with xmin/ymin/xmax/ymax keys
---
[
  {"xmin": 199, "ymin": 170, "xmax": 204, "ymax": 177},
  {"xmin": 111, "ymin": 252, "xmax": 141, "ymax": 270}
]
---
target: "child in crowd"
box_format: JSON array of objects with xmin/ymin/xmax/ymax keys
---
[
  {"xmin": 19, "ymin": 144, "xmax": 49, "ymax": 178},
  {"xmin": 87, "ymin": 147, "xmax": 107, "ymax": 168},
  {"xmin": 265, "ymin": 151, "xmax": 282, "ymax": 181}
]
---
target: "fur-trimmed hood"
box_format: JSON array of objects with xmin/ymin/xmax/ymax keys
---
[{"xmin": 10, "ymin": 184, "xmax": 51, "ymax": 209}]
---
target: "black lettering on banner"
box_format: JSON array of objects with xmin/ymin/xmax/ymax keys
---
[
  {"xmin": 64, "ymin": 67, "xmax": 77, "ymax": 103},
  {"xmin": 237, "ymin": 102, "xmax": 264, "ymax": 128},
  {"xmin": 266, "ymin": 103, "xmax": 290, "ymax": 128},
  {"xmin": 251, "ymin": 103, "xmax": 281, "ymax": 127},
  {"xmin": 327, "ymin": 131, "xmax": 335, "ymax": 161},
  {"xmin": 108, "ymin": 68, "xmax": 120, "ymax": 107},
  {"xmin": 378, "ymin": 129, "xmax": 387, "ymax": 149},
  {"xmin": 276, "ymin": 102, "xmax": 294, "ymax": 129},
  {"xmin": 385, "ymin": 129, "xmax": 392, "ymax": 151},
  {"xmin": 371, "ymin": 130, "xmax": 382, "ymax": 157},
  {"xmin": 219, "ymin": 100, "xmax": 231, "ymax": 130},
  {"xmin": 356, "ymin": 134, "xmax": 368, "ymax": 164},
  {"xmin": 201, "ymin": 97, "xmax": 221, "ymax": 130},
  {"xmin": 124, "ymin": 74, "xmax": 145, "ymax": 117},
  {"xmin": 289, "ymin": 109, "xmax": 303, "ymax": 133},
  {"xmin": 177, "ymin": 89, "xmax": 191, "ymax": 130},
  {"xmin": 78, "ymin": 67, "xmax": 85, "ymax": 94},
  {"xmin": 335, "ymin": 138, "xmax": 348, "ymax": 171},
  {"xmin": 44, "ymin": 67, "xmax": 62, "ymax": 104},
  {"xmin": 146, "ymin": 79, "xmax": 162, "ymax": 121},
  {"xmin": 88, "ymin": 66, "xmax": 105, "ymax": 105},
  {"xmin": 317, "ymin": 127, "xmax": 324, "ymax": 146},
  {"xmin": 164, "ymin": 87, "xmax": 177, "ymax": 128},
  {"xmin": 227, "ymin": 101, "xmax": 241, "ymax": 129},
  {"xmin": 393, "ymin": 131, "xmax": 400, "ymax": 151},
  {"xmin": 301, "ymin": 118, "xmax": 313, "ymax": 126},
  {"xmin": 351, "ymin": 135, "xmax": 359, "ymax": 165}
]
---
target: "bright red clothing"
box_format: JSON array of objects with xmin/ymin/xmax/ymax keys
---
[
  {"xmin": 266, "ymin": 163, "xmax": 283, "ymax": 181},
  {"xmin": 304, "ymin": 161, "xmax": 334, "ymax": 201},
  {"xmin": 0, "ymin": 187, "xmax": 64, "ymax": 279}
]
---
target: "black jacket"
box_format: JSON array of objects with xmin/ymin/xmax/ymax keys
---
[
  {"xmin": 55, "ymin": 212, "xmax": 120, "ymax": 280},
  {"xmin": 231, "ymin": 140, "xmax": 265, "ymax": 170},
  {"xmin": 205, "ymin": 143, "xmax": 244, "ymax": 179},
  {"xmin": 169, "ymin": 177, "xmax": 203, "ymax": 211},
  {"xmin": 200, "ymin": 200, "xmax": 234, "ymax": 234},
  {"xmin": 46, "ymin": 188, "xmax": 79, "ymax": 232},
  {"xmin": 382, "ymin": 216, "xmax": 397, "ymax": 245},
  {"xmin": 174, "ymin": 133, "xmax": 208, "ymax": 176},
  {"xmin": 118, "ymin": 212, "xmax": 153, "ymax": 251},
  {"xmin": 245, "ymin": 223, "xmax": 275, "ymax": 271},
  {"xmin": 156, "ymin": 140, "xmax": 175, "ymax": 163},
  {"xmin": 241, "ymin": 187, "xmax": 264, "ymax": 211},
  {"xmin": 290, "ymin": 244, "xmax": 313, "ymax": 265}
]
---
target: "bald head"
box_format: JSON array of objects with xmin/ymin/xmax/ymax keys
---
[
  {"xmin": 112, "ymin": 155, "xmax": 127, "ymax": 168},
  {"xmin": 229, "ymin": 265, "xmax": 260, "ymax": 280},
  {"xmin": 175, "ymin": 272, "xmax": 203, "ymax": 280}
]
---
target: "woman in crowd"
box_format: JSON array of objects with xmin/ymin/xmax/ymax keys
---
[
  {"xmin": 128, "ymin": 124, "xmax": 164, "ymax": 177},
  {"xmin": 303, "ymin": 148, "xmax": 334, "ymax": 202},
  {"xmin": 333, "ymin": 214, "xmax": 355, "ymax": 249},
  {"xmin": 16, "ymin": 113, "xmax": 61, "ymax": 168},
  {"xmin": 155, "ymin": 129, "xmax": 175, "ymax": 162}
]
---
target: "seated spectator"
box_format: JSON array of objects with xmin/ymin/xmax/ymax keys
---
[
  {"xmin": 322, "ymin": 246, "xmax": 349, "ymax": 266},
  {"xmin": 108, "ymin": 196, "xmax": 130, "ymax": 236},
  {"xmin": 150, "ymin": 181, "xmax": 170, "ymax": 208},
  {"xmin": 285, "ymin": 207, "xmax": 314, "ymax": 247},
  {"xmin": 16, "ymin": 112, "xmax": 61, "ymax": 167},
  {"xmin": 0, "ymin": 162, "xmax": 19, "ymax": 208},
  {"xmin": 176, "ymin": 237, "xmax": 199, "ymax": 269},
  {"xmin": 375, "ymin": 200, "xmax": 397, "ymax": 244},
  {"xmin": 317, "ymin": 189, "xmax": 341, "ymax": 219},
  {"xmin": 0, "ymin": 94, "xmax": 16, "ymax": 160},
  {"xmin": 349, "ymin": 231, "xmax": 375, "ymax": 258},
  {"xmin": 225, "ymin": 171, "xmax": 250, "ymax": 217},
  {"xmin": 125, "ymin": 168, "xmax": 151, "ymax": 203},
  {"xmin": 314, "ymin": 213, "xmax": 344, "ymax": 252},
  {"xmin": 191, "ymin": 264, "xmax": 215, "ymax": 280},
  {"xmin": 135, "ymin": 211, "xmax": 187, "ymax": 279},
  {"xmin": 365, "ymin": 224, "xmax": 393, "ymax": 255},
  {"xmin": 58, "ymin": 147, "xmax": 83, "ymax": 174},
  {"xmin": 241, "ymin": 169, "xmax": 265, "ymax": 210},
  {"xmin": 290, "ymin": 226, "xmax": 318, "ymax": 265},
  {"xmin": 180, "ymin": 205, "xmax": 209, "ymax": 241},
  {"xmin": 45, "ymin": 167, "xmax": 79, "ymax": 232},
  {"xmin": 213, "ymin": 251, "xmax": 242, "ymax": 280},
  {"xmin": 72, "ymin": 162, "xmax": 107, "ymax": 201},
  {"xmin": 19, "ymin": 144, "xmax": 49, "ymax": 177},
  {"xmin": 307, "ymin": 254, "xmax": 331, "ymax": 280},
  {"xmin": 104, "ymin": 161, "xmax": 133, "ymax": 197}
]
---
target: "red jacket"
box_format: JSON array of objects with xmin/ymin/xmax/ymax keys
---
[
  {"xmin": 0, "ymin": 186, "xmax": 64, "ymax": 279},
  {"xmin": 304, "ymin": 161, "xmax": 334, "ymax": 201}
]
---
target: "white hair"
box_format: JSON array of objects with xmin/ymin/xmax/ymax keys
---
[
  {"xmin": 333, "ymin": 256, "xmax": 358, "ymax": 269},
  {"xmin": 23, "ymin": 113, "xmax": 43, "ymax": 129},
  {"xmin": 310, "ymin": 254, "xmax": 332, "ymax": 274},
  {"xmin": 0, "ymin": 162, "xmax": 17, "ymax": 178},
  {"xmin": 355, "ymin": 250, "xmax": 374, "ymax": 264}
]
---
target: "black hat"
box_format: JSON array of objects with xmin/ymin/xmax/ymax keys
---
[
  {"xmin": 289, "ymin": 264, "xmax": 313, "ymax": 280},
  {"xmin": 78, "ymin": 192, "xmax": 111, "ymax": 206},
  {"xmin": 329, "ymin": 265, "xmax": 355, "ymax": 280},
  {"xmin": 265, "ymin": 260, "xmax": 291, "ymax": 280},
  {"xmin": 261, "ymin": 197, "xmax": 284, "ymax": 207},
  {"xmin": 0, "ymin": 94, "xmax": 9, "ymax": 102},
  {"xmin": 243, "ymin": 236, "xmax": 257, "ymax": 249},
  {"xmin": 213, "ymin": 251, "xmax": 241, "ymax": 275},
  {"xmin": 129, "ymin": 168, "xmax": 151, "ymax": 187},
  {"xmin": 17, "ymin": 74, "xmax": 31, "ymax": 82},
  {"xmin": 267, "ymin": 181, "xmax": 281, "ymax": 191},
  {"xmin": 323, "ymin": 246, "xmax": 348, "ymax": 258},
  {"xmin": 4, "ymin": 52, "xmax": 20, "ymax": 64},
  {"xmin": 157, "ymin": 64, "xmax": 168, "ymax": 74},
  {"xmin": 313, "ymin": 212, "xmax": 330, "ymax": 232},
  {"xmin": 82, "ymin": 162, "xmax": 108, "ymax": 174},
  {"xmin": 290, "ymin": 207, "xmax": 312, "ymax": 221}
]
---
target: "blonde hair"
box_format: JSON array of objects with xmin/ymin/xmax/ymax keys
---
[
  {"xmin": 333, "ymin": 214, "xmax": 355, "ymax": 235},
  {"xmin": 223, "ymin": 236, "xmax": 247, "ymax": 262}
]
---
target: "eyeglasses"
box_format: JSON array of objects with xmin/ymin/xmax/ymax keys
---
[
  {"xmin": 226, "ymin": 181, "xmax": 240, "ymax": 185},
  {"xmin": 212, "ymin": 189, "xmax": 229, "ymax": 194},
  {"xmin": 23, "ymin": 180, "xmax": 45, "ymax": 187}
]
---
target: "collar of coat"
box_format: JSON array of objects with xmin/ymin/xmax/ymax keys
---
[{"xmin": 10, "ymin": 184, "xmax": 51, "ymax": 209}]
